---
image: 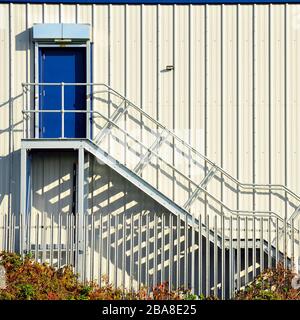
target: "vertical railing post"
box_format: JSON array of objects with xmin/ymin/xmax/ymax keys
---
[
  {"xmin": 86, "ymin": 41, "xmax": 91, "ymax": 139},
  {"xmin": 221, "ymin": 214, "xmax": 225, "ymax": 299},
  {"xmin": 77, "ymin": 148, "xmax": 89, "ymax": 281},
  {"xmin": 27, "ymin": 84, "xmax": 30, "ymax": 139},
  {"xmin": 291, "ymin": 218, "xmax": 295, "ymax": 271},
  {"xmin": 284, "ymin": 218, "xmax": 287, "ymax": 268},
  {"xmin": 20, "ymin": 147, "xmax": 27, "ymax": 255},
  {"xmin": 297, "ymin": 220, "xmax": 300, "ymax": 274},
  {"xmin": 229, "ymin": 216, "xmax": 233, "ymax": 298},
  {"xmin": 88, "ymin": 84, "xmax": 92, "ymax": 140},
  {"xmin": 61, "ymin": 82, "xmax": 65, "ymax": 138},
  {"xmin": 77, "ymin": 147, "xmax": 84, "ymax": 280},
  {"xmin": 35, "ymin": 84, "xmax": 38, "ymax": 138},
  {"xmin": 22, "ymin": 84, "xmax": 25, "ymax": 139}
]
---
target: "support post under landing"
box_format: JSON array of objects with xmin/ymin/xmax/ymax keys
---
[
  {"xmin": 77, "ymin": 147, "xmax": 89, "ymax": 281},
  {"xmin": 20, "ymin": 148, "xmax": 27, "ymax": 256}
]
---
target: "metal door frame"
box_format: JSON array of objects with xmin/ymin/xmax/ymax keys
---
[{"xmin": 34, "ymin": 41, "xmax": 91, "ymax": 139}]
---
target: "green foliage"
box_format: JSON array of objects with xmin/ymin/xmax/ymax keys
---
[
  {"xmin": 184, "ymin": 293, "xmax": 198, "ymax": 300},
  {"xmin": 17, "ymin": 284, "xmax": 36, "ymax": 300},
  {"xmin": 235, "ymin": 263, "xmax": 300, "ymax": 300},
  {"xmin": 2, "ymin": 251, "xmax": 298, "ymax": 300},
  {"xmin": 0, "ymin": 251, "xmax": 183, "ymax": 300},
  {"xmin": 0, "ymin": 251, "xmax": 85, "ymax": 300},
  {"xmin": 0, "ymin": 251, "xmax": 23, "ymax": 272}
]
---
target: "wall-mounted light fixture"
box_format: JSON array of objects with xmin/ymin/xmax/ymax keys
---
[
  {"xmin": 54, "ymin": 39, "xmax": 72, "ymax": 43},
  {"xmin": 166, "ymin": 65, "xmax": 174, "ymax": 71}
]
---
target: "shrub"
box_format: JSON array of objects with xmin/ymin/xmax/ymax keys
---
[
  {"xmin": 3, "ymin": 251, "xmax": 297, "ymax": 300},
  {"xmin": 235, "ymin": 263, "xmax": 300, "ymax": 300},
  {"xmin": 0, "ymin": 251, "xmax": 84, "ymax": 300},
  {"xmin": 0, "ymin": 251, "xmax": 187, "ymax": 300}
]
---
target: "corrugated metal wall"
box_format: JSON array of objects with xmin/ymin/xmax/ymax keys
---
[{"xmin": 0, "ymin": 3, "xmax": 300, "ymax": 218}]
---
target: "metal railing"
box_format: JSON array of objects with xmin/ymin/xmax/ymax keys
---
[
  {"xmin": 1, "ymin": 211, "xmax": 297, "ymax": 299},
  {"xmin": 21, "ymin": 83, "xmax": 300, "ymax": 222},
  {"xmin": 21, "ymin": 84, "xmax": 285, "ymax": 221},
  {"xmin": 20, "ymin": 82, "xmax": 300, "ymax": 296}
]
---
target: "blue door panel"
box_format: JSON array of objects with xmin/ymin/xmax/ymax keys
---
[{"xmin": 39, "ymin": 47, "xmax": 86, "ymax": 138}]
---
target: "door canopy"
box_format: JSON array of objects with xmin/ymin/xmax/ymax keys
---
[{"xmin": 32, "ymin": 23, "xmax": 90, "ymax": 43}]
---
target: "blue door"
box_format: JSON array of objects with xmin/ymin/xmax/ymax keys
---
[{"xmin": 39, "ymin": 47, "xmax": 86, "ymax": 138}]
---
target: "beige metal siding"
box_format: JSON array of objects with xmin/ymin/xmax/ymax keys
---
[
  {"xmin": 0, "ymin": 4, "xmax": 10, "ymax": 214},
  {"xmin": 0, "ymin": 3, "xmax": 299, "ymax": 220},
  {"xmin": 288, "ymin": 5, "xmax": 300, "ymax": 202}
]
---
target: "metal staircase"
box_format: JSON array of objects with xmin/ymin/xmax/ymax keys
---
[
  {"xmin": 91, "ymin": 84, "xmax": 300, "ymax": 221},
  {"xmin": 19, "ymin": 82, "xmax": 300, "ymax": 298}
]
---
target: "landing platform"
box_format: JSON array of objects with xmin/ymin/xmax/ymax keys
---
[{"xmin": 21, "ymin": 138, "xmax": 89, "ymax": 150}]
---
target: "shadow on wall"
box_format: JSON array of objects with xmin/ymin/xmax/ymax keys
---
[
  {"xmin": 0, "ymin": 27, "xmax": 35, "ymax": 213},
  {"xmin": 0, "ymin": 79, "xmax": 26, "ymax": 214},
  {"xmin": 0, "ymin": 150, "xmax": 21, "ymax": 216},
  {"xmin": 15, "ymin": 29, "xmax": 30, "ymax": 51},
  {"xmin": 15, "ymin": 149, "xmax": 285, "ymax": 298},
  {"xmin": 31, "ymin": 150, "xmax": 77, "ymax": 224},
  {"xmin": 80, "ymin": 158, "xmax": 280, "ymax": 298}
]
